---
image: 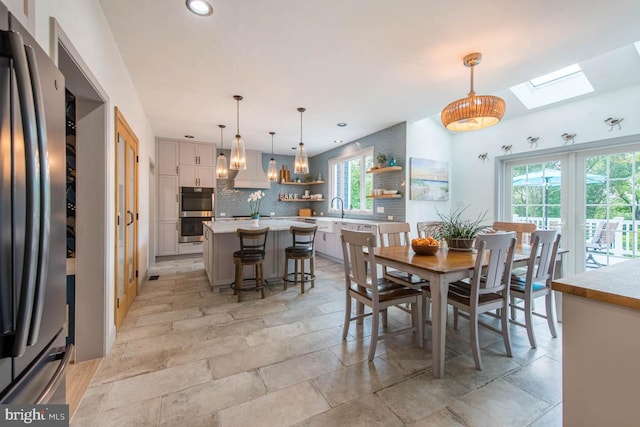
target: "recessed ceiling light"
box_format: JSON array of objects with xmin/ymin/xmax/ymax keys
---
[
  {"xmin": 184, "ymin": 135, "xmax": 195, "ymax": 139},
  {"xmin": 334, "ymin": 139, "xmax": 343, "ymax": 143},
  {"xmin": 337, "ymin": 122, "xmax": 347, "ymax": 127},
  {"xmin": 185, "ymin": 0, "xmax": 213, "ymax": 16}
]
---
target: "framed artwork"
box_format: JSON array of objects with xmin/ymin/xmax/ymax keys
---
[{"xmin": 410, "ymin": 158, "xmax": 449, "ymax": 201}]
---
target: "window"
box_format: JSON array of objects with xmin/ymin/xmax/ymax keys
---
[{"xmin": 328, "ymin": 148, "xmax": 374, "ymax": 214}]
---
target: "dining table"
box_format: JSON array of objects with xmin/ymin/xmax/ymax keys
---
[{"xmin": 373, "ymin": 244, "xmax": 566, "ymax": 378}]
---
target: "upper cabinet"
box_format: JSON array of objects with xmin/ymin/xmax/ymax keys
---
[
  {"xmin": 157, "ymin": 139, "xmax": 179, "ymax": 175},
  {"xmin": 179, "ymin": 142, "xmax": 215, "ymax": 167}
]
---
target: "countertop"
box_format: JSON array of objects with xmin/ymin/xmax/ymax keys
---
[
  {"xmin": 203, "ymin": 219, "xmax": 315, "ymax": 234},
  {"xmin": 552, "ymin": 258, "xmax": 640, "ymax": 310}
]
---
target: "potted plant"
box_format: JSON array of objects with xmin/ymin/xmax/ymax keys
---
[
  {"xmin": 437, "ymin": 206, "xmax": 491, "ymax": 251},
  {"xmin": 375, "ymin": 152, "xmax": 387, "ymax": 169},
  {"xmin": 247, "ymin": 190, "xmax": 265, "ymax": 225}
]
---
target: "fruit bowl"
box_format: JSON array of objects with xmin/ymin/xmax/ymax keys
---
[{"xmin": 411, "ymin": 243, "xmax": 439, "ymax": 255}]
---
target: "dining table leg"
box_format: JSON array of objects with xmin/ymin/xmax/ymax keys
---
[{"xmin": 431, "ymin": 276, "xmax": 449, "ymax": 378}]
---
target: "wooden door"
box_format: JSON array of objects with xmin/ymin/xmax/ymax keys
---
[{"xmin": 115, "ymin": 108, "xmax": 139, "ymax": 329}]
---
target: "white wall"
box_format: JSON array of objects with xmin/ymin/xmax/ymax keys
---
[
  {"xmin": 450, "ymin": 84, "xmax": 640, "ymax": 220},
  {"xmin": 405, "ymin": 117, "xmax": 452, "ymax": 237},
  {"xmin": 2, "ymin": 0, "xmax": 156, "ymax": 355}
]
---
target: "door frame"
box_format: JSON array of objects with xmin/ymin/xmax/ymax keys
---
[{"xmin": 114, "ymin": 107, "xmax": 139, "ymax": 329}]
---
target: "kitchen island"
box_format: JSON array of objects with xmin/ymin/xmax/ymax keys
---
[
  {"xmin": 202, "ymin": 219, "xmax": 316, "ymax": 290},
  {"xmin": 552, "ymin": 259, "xmax": 640, "ymax": 427}
]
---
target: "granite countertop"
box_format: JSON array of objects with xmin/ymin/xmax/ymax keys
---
[
  {"xmin": 203, "ymin": 219, "xmax": 315, "ymax": 234},
  {"xmin": 552, "ymin": 258, "xmax": 640, "ymax": 310}
]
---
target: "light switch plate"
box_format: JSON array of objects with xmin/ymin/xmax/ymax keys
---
[
  {"xmin": 387, "ymin": 215, "xmax": 394, "ymax": 220},
  {"xmin": 376, "ymin": 207, "xmax": 384, "ymax": 213}
]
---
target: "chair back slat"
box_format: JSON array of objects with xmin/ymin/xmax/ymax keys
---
[
  {"xmin": 493, "ymin": 221, "xmax": 536, "ymax": 245},
  {"xmin": 341, "ymin": 229, "xmax": 377, "ymax": 295},
  {"xmin": 378, "ymin": 222, "xmax": 411, "ymax": 247},
  {"xmin": 417, "ymin": 221, "xmax": 444, "ymax": 239},
  {"xmin": 472, "ymin": 232, "xmax": 516, "ymax": 298}
]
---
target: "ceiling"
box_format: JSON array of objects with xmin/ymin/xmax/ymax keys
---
[{"xmin": 98, "ymin": 0, "xmax": 640, "ymax": 156}]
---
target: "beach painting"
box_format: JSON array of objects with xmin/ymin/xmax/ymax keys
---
[{"xmin": 410, "ymin": 158, "xmax": 449, "ymax": 201}]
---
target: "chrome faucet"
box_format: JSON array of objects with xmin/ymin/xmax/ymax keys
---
[{"xmin": 331, "ymin": 196, "xmax": 344, "ymax": 219}]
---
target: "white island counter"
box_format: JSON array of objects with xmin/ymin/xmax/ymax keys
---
[{"xmin": 202, "ymin": 219, "xmax": 315, "ymax": 289}]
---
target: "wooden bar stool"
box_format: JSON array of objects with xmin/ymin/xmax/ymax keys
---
[
  {"xmin": 233, "ymin": 227, "xmax": 269, "ymax": 302},
  {"xmin": 283, "ymin": 226, "xmax": 317, "ymax": 293}
]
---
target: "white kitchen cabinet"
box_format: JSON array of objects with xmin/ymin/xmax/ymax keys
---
[
  {"xmin": 158, "ymin": 175, "xmax": 178, "ymax": 221},
  {"xmin": 179, "ymin": 142, "xmax": 216, "ymax": 167},
  {"xmin": 157, "ymin": 139, "xmax": 179, "ymax": 175},
  {"xmin": 179, "ymin": 164, "xmax": 215, "ymax": 188},
  {"xmin": 158, "ymin": 221, "xmax": 179, "ymax": 255}
]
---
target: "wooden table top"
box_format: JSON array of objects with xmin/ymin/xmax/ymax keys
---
[
  {"xmin": 552, "ymin": 258, "xmax": 640, "ymax": 310},
  {"xmin": 374, "ymin": 245, "xmax": 535, "ymax": 274}
]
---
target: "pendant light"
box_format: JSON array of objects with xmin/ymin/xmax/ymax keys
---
[
  {"xmin": 267, "ymin": 131, "xmax": 278, "ymax": 182},
  {"xmin": 440, "ymin": 52, "xmax": 505, "ymax": 132},
  {"xmin": 294, "ymin": 107, "xmax": 309, "ymax": 174},
  {"xmin": 230, "ymin": 95, "xmax": 246, "ymax": 170},
  {"xmin": 216, "ymin": 124, "xmax": 228, "ymax": 179}
]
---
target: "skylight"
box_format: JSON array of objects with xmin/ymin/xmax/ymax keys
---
[
  {"xmin": 510, "ymin": 64, "xmax": 593, "ymax": 110},
  {"xmin": 529, "ymin": 64, "xmax": 582, "ymax": 87},
  {"xmin": 635, "ymin": 41, "xmax": 640, "ymax": 56}
]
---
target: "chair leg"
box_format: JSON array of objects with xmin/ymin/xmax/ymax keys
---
[
  {"xmin": 416, "ymin": 298, "xmax": 423, "ymax": 348},
  {"xmin": 283, "ymin": 256, "xmax": 289, "ymax": 290},
  {"xmin": 236, "ymin": 263, "xmax": 243, "ymax": 303},
  {"xmin": 259, "ymin": 263, "xmax": 265, "ymax": 299},
  {"xmin": 382, "ymin": 308, "xmax": 388, "ymax": 327},
  {"xmin": 453, "ymin": 307, "xmax": 459, "ymax": 330},
  {"xmin": 510, "ymin": 296, "xmax": 517, "ymax": 321},
  {"xmin": 501, "ymin": 301, "xmax": 513, "ymax": 357},
  {"xmin": 342, "ymin": 294, "xmax": 351, "ymax": 339},
  {"xmin": 300, "ymin": 258, "xmax": 305, "ymax": 293},
  {"xmin": 294, "ymin": 258, "xmax": 299, "ymax": 290},
  {"xmin": 545, "ymin": 291, "xmax": 559, "ymax": 338},
  {"xmin": 469, "ymin": 310, "xmax": 482, "ymax": 370},
  {"xmin": 310, "ymin": 256, "xmax": 315, "ymax": 288},
  {"xmin": 524, "ymin": 293, "xmax": 536, "ymax": 348},
  {"xmin": 368, "ymin": 307, "xmax": 380, "ymax": 361}
]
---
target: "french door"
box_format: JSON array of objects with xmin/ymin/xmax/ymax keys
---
[
  {"xmin": 115, "ymin": 108, "xmax": 139, "ymax": 328},
  {"xmin": 503, "ymin": 143, "xmax": 640, "ymax": 274}
]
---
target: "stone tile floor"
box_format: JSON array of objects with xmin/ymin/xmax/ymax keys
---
[{"xmin": 72, "ymin": 254, "xmax": 562, "ymax": 426}]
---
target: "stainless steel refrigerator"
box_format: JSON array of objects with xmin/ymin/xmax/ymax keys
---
[{"xmin": 0, "ymin": 3, "xmax": 71, "ymax": 404}]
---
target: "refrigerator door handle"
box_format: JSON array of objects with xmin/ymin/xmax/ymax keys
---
[
  {"xmin": 3, "ymin": 30, "xmax": 41, "ymax": 357},
  {"xmin": 35, "ymin": 344, "xmax": 73, "ymax": 404},
  {"xmin": 25, "ymin": 44, "xmax": 49, "ymax": 346}
]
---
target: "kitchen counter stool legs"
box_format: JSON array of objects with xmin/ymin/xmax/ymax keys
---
[
  {"xmin": 283, "ymin": 226, "xmax": 318, "ymax": 293},
  {"xmin": 233, "ymin": 228, "xmax": 269, "ymax": 302}
]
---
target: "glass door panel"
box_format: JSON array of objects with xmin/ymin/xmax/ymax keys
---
[
  {"xmin": 117, "ymin": 134, "xmax": 125, "ymax": 305},
  {"xmin": 510, "ymin": 160, "xmax": 563, "ymax": 230}
]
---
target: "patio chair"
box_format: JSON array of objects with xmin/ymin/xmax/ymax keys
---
[{"xmin": 585, "ymin": 220, "xmax": 619, "ymax": 267}]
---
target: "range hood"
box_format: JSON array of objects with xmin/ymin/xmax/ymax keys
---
[{"xmin": 233, "ymin": 150, "xmax": 271, "ymax": 189}]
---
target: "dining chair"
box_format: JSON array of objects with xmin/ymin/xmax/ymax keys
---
[
  {"xmin": 447, "ymin": 232, "xmax": 516, "ymax": 370},
  {"xmin": 492, "ymin": 221, "xmax": 536, "ymax": 245},
  {"xmin": 377, "ymin": 222, "xmax": 426, "ymax": 287},
  {"xmin": 417, "ymin": 221, "xmax": 444, "ymax": 239},
  {"xmin": 340, "ymin": 229, "xmax": 423, "ymax": 361},
  {"xmin": 510, "ymin": 230, "xmax": 561, "ymax": 348}
]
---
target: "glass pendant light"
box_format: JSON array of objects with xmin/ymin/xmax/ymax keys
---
[
  {"xmin": 216, "ymin": 124, "xmax": 228, "ymax": 179},
  {"xmin": 294, "ymin": 107, "xmax": 309, "ymax": 174},
  {"xmin": 267, "ymin": 131, "xmax": 278, "ymax": 182},
  {"xmin": 230, "ymin": 95, "xmax": 246, "ymax": 170}
]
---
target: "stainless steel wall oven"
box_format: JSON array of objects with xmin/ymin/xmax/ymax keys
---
[{"xmin": 179, "ymin": 187, "xmax": 213, "ymax": 243}]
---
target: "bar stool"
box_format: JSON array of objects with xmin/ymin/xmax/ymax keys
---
[
  {"xmin": 283, "ymin": 226, "xmax": 317, "ymax": 293},
  {"xmin": 233, "ymin": 227, "xmax": 269, "ymax": 302}
]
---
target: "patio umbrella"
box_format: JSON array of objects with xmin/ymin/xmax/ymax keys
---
[{"xmin": 512, "ymin": 168, "xmax": 605, "ymax": 227}]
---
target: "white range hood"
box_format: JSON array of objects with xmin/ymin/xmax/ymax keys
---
[{"xmin": 233, "ymin": 150, "xmax": 271, "ymax": 189}]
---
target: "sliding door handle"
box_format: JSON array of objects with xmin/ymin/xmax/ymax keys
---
[{"xmin": 126, "ymin": 210, "xmax": 134, "ymax": 226}]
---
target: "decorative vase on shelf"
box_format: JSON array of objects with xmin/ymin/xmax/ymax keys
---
[{"xmin": 387, "ymin": 157, "xmax": 397, "ymax": 167}]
